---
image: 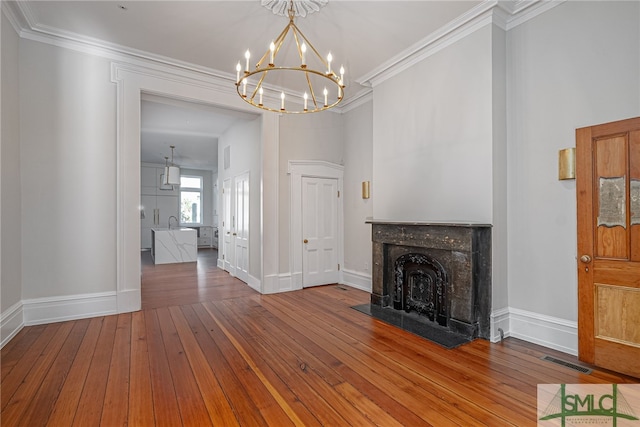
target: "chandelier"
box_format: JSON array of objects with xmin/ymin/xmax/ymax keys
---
[{"xmin": 235, "ymin": 0, "xmax": 345, "ymax": 114}]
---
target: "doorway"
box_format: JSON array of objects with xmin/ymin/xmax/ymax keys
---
[
  {"xmin": 288, "ymin": 160, "xmax": 344, "ymax": 290},
  {"xmin": 302, "ymin": 176, "xmax": 340, "ymax": 287},
  {"xmin": 113, "ymin": 62, "xmax": 279, "ymax": 312}
]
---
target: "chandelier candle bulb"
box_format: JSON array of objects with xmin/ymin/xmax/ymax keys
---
[
  {"xmin": 281, "ymin": 92, "xmax": 285, "ymax": 110},
  {"xmin": 301, "ymin": 43, "xmax": 307, "ymax": 67},
  {"xmin": 327, "ymin": 52, "xmax": 332, "ymax": 74},
  {"xmin": 303, "ymin": 92, "xmax": 308, "ymax": 111},
  {"xmin": 236, "ymin": 62, "xmax": 241, "ymax": 83},
  {"xmin": 242, "ymin": 79, "xmax": 247, "ymax": 97},
  {"xmin": 244, "ymin": 50, "xmax": 251, "ymax": 72},
  {"xmin": 259, "ymin": 87, "xmax": 263, "ymax": 106},
  {"xmin": 340, "ymin": 66, "xmax": 345, "ymax": 86},
  {"xmin": 323, "ymin": 87, "xmax": 328, "ymax": 107},
  {"xmin": 269, "ymin": 41, "xmax": 275, "ymax": 66}
]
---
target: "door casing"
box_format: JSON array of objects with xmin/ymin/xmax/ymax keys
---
[{"xmin": 288, "ymin": 160, "xmax": 344, "ymax": 290}]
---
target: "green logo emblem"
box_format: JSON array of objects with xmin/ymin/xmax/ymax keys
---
[{"xmin": 539, "ymin": 384, "xmax": 639, "ymax": 426}]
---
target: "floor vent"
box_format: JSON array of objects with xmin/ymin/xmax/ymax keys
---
[
  {"xmin": 336, "ymin": 286, "xmax": 349, "ymax": 291},
  {"xmin": 541, "ymin": 355, "xmax": 592, "ymax": 374}
]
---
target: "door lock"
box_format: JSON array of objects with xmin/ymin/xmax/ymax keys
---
[{"xmin": 580, "ymin": 254, "xmax": 592, "ymax": 263}]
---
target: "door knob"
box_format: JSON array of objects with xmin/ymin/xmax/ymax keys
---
[
  {"xmin": 233, "ymin": 233, "xmax": 237, "ymax": 236},
  {"xmin": 580, "ymin": 254, "xmax": 592, "ymax": 263},
  {"xmin": 303, "ymin": 239, "xmax": 309, "ymax": 244}
]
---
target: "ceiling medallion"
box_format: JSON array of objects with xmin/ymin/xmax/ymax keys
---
[
  {"xmin": 235, "ymin": 0, "xmax": 345, "ymax": 114},
  {"xmin": 261, "ymin": 0, "xmax": 328, "ymax": 17}
]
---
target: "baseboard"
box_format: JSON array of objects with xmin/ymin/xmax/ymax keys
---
[
  {"xmin": 340, "ymin": 269, "xmax": 372, "ymax": 292},
  {"xmin": 262, "ymin": 273, "xmax": 297, "ymax": 294},
  {"xmin": 490, "ymin": 307, "xmax": 510, "ymax": 343},
  {"xmin": 507, "ymin": 307, "xmax": 578, "ymax": 356},
  {"xmin": 117, "ymin": 289, "xmax": 141, "ymax": 313},
  {"xmin": 248, "ymin": 274, "xmax": 261, "ymax": 293},
  {"xmin": 22, "ymin": 291, "xmax": 118, "ymax": 326},
  {"xmin": 1, "ymin": 301, "xmax": 24, "ymax": 349}
]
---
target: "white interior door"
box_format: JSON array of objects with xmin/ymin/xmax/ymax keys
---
[
  {"xmin": 302, "ymin": 177, "xmax": 339, "ymax": 287},
  {"xmin": 234, "ymin": 172, "xmax": 250, "ymax": 283},
  {"xmin": 222, "ymin": 178, "xmax": 234, "ymax": 273}
]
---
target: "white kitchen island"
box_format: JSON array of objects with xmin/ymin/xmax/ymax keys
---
[{"xmin": 151, "ymin": 228, "xmax": 197, "ymax": 264}]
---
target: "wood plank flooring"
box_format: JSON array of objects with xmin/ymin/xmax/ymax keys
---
[{"xmin": 2, "ymin": 249, "xmax": 637, "ymax": 426}]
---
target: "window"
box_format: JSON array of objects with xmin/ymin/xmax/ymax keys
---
[{"xmin": 180, "ymin": 175, "xmax": 203, "ymax": 225}]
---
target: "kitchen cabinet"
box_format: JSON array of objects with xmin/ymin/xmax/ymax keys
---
[
  {"xmin": 141, "ymin": 195, "xmax": 179, "ymax": 249},
  {"xmin": 141, "ymin": 164, "xmax": 180, "ymax": 249},
  {"xmin": 197, "ymin": 226, "xmax": 213, "ymax": 247}
]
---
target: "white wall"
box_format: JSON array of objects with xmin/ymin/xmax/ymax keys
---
[
  {"xmin": 506, "ymin": 0, "xmax": 640, "ymax": 328},
  {"xmin": 343, "ymin": 100, "xmax": 374, "ymax": 287},
  {"xmin": 373, "ymin": 25, "xmax": 494, "ymax": 223},
  {"xmin": 218, "ymin": 116, "xmax": 262, "ymax": 280},
  {"xmin": 367, "ymin": 1, "xmax": 640, "ymax": 353},
  {"xmin": 278, "ymin": 112, "xmax": 344, "ymax": 274},
  {"xmin": 19, "ymin": 39, "xmax": 117, "ymax": 299},
  {"xmin": 1, "ymin": 12, "xmax": 23, "ymax": 342}
]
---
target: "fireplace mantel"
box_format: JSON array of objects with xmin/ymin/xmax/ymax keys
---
[{"xmin": 367, "ymin": 220, "xmax": 492, "ymax": 340}]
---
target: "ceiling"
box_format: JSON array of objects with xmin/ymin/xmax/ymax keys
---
[
  {"xmin": 140, "ymin": 94, "xmax": 258, "ymax": 170},
  {"xmin": 11, "ymin": 0, "xmax": 483, "ymax": 170}
]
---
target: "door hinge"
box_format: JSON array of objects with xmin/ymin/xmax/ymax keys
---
[
  {"xmin": 338, "ymin": 263, "xmax": 341, "ymax": 271},
  {"xmin": 337, "ymin": 190, "xmax": 340, "ymax": 198}
]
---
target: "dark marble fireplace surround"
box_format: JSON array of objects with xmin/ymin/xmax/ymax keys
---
[{"xmin": 368, "ymin": 221, "xmax": 491, "ymax": 341}]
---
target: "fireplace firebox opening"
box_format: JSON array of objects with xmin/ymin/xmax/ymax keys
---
[{"xmin": 394, "ymin": 253, "xmax": 448, "ymax": 327}]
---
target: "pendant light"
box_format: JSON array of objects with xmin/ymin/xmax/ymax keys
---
[{"xmin": 164, "ymin": 145, "xmax": 180, "ymax": 185}]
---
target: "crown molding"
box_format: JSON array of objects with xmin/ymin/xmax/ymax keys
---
[
  {"xmin": 8, "ymin": 0, "xmax": 564, "ymax": 111},
  {"xmin": 356, "ymin": 0, "xmax": 565, "ymax": 88},
  {"xmin": 1, "ymin": 1, "xmax": 27, "ymax": 35},
  {"xmin": 338, "ymin": 87, "xmax": 373, "ymax": 114}
]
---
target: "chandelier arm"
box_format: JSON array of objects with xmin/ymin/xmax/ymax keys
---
[
  {"xmin": 249, "ymin": 71, "xmax": 269, "ymax": 102},
  {"xmin": 290, "ymin": 27, "xmax": 303, "ymax": 64},
  {"xmin": 304, "ymin": 71, "xmax": 319, "ymax": 109},
  {"xmin": 290, "ymin": 21, "xmax": 330, "ymax": 74},
  {"xmin": 257, "ymin": 23, "xmax": 291, "ymax": 68}
]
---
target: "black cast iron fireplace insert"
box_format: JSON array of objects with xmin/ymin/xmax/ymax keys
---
[{"xmin": 394, "ymin": 253, "xmax": 448, "ymax": 327}]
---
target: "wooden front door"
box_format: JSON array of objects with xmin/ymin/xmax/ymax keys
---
[{"xmin": 576, "ymin": 116, "xmax": 640, "ymax": 378}]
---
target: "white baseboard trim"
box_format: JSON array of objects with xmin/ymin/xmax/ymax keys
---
[
  {"xmin": 490, "ymin": 307, "xmax": 510, "ymax": 343},
  {"xmin": 262, "ymin": 273, "xmax": 296, "ymax": 294},
  {"xmin": 1, "ymin": 301, "xmax": 24, "ymax": 349},
  {"xmin": 506, "ymin": 307, "xmax": 578, "ymax": 356},
  {"xmin": 248, "ymin": 274, "xmax": 261, "ymax": 293},
  {"xmin": 22, "ymin": 291, "xmax": 118, "ymax": 326},
  {"xmin": 340, "ymin": 269, "xmax": 372, "ymax": 292},
  {"xmin": 117, "ymin": 289, "xmax": 140, "ymax": 313}
]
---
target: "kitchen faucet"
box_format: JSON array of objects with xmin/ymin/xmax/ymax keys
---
[{"xmin": 168, "ymin": 216, "xmax": 178, "ymax": 230}]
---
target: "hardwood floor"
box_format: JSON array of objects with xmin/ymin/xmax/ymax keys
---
[{"xmin": 2, "ymin": 250, "xmax": 637, "ymax": 426}]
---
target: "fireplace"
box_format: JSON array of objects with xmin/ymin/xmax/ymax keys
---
[{"xmin": 367, "ymin": 221, "xmax": 491, "ymax": 341}]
